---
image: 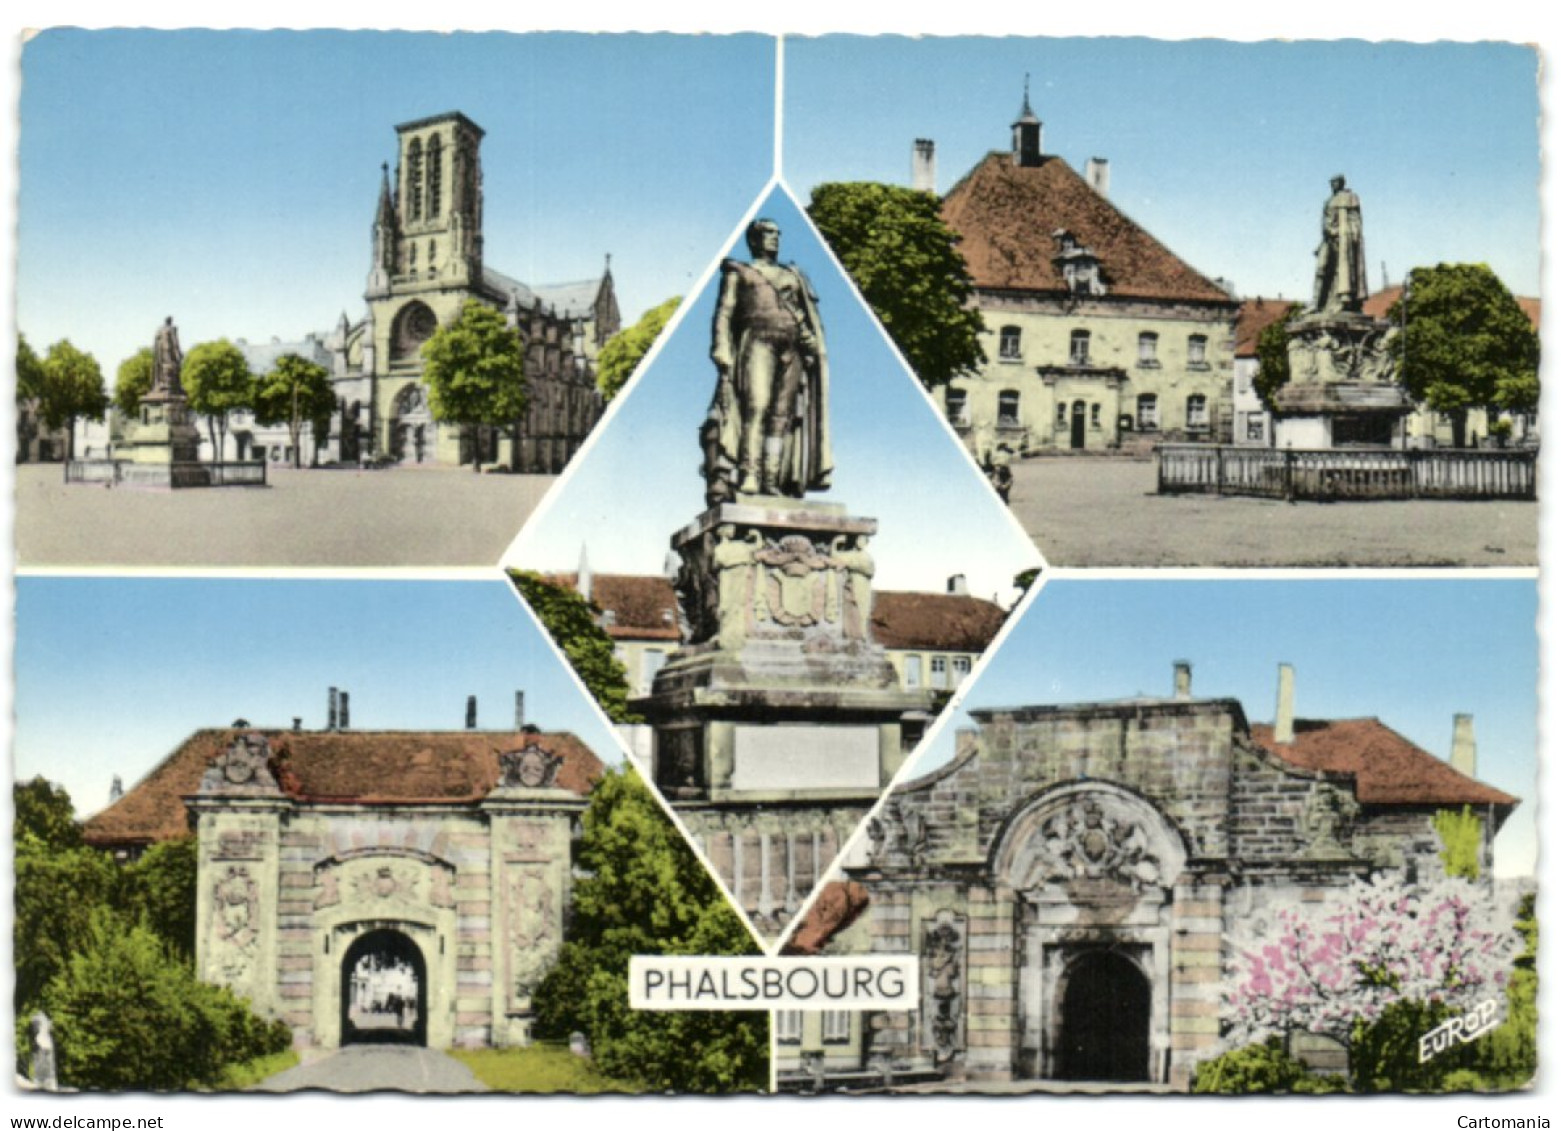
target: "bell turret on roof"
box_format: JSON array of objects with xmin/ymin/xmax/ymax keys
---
[{"xmin": 1011, "ymin": 76, "xmax": 1043, "ymax": 168}]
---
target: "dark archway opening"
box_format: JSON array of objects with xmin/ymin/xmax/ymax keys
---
[
  {"xmin": 341, "ymin": 929, "xmax": 427, "ymax": 1046},
  {"xmin": 1057, "ymin": 949, "xmax": 1150, "ymax": 1081},
  {"xmin": 1070, "ymin": 401, "xmax": 1087, "ymax": 449}
]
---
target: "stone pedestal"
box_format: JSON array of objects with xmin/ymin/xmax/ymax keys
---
[
  {"xmin": 1273, "ymin": 312, "xmax": 1411, "ymax": 448},
  {"xmin": 116, "ymin": 390, "xmax": 212, "ymax": 487},
  {"xmin": 635, "ymin": 496, "xmax": 934, "ymax": 802}
]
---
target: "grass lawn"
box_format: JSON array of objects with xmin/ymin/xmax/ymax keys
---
[
  {"xmin": 213, "ymin": 1048, "xmax": 300, "ymax": 1090},
  {"xmin": 449, "ymin": 1043, "xmax": 642, "ymax": 1093}
]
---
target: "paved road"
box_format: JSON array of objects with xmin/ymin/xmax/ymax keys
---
[
  {"xmin": 254, "ymin": 1045, "xmax": 489, "ymax": 1094},
  {"xmin": 1009, "ymin": 457, "xmax": 1537, "ymax": 568},
  {"xmin": 17, "ymin": 465, "xmax": 555, "ymax": 568}
]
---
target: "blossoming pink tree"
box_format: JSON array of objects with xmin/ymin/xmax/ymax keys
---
[{"xmin": 1224, "ymin": 873, "xmax": 1518, "ymax": 1047}]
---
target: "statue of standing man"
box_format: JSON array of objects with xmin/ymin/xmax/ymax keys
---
[
  {"xmin": 151, "ymin": 315, "xmax": 185, "ymax": 397},
  {"xmin": 1312, "ymin": 175, "xmax": 1367, "ymax": 315},
  {"xmin": 702, "ymin": 219, "xmax": 833, "ymax": 506}
]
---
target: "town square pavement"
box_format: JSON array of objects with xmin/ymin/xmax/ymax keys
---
[
  {"xmin": 16, "ymin": 465, "xmax": 555, "ymax": 568},
  {"xmin": 1008, "ymin": 457, "xmax": 1537, "ymax": 568}
]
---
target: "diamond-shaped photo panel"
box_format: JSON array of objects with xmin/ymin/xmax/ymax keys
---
[{"xmin": 505, "ymin": 183, "xmax": 1042, "ymax": 945}]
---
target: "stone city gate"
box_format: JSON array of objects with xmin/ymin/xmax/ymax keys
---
[
  {"xmin": 996, "ymin": 783, "xmax": 1188, "ymax": 1084},
  {"xmin": 187, "ymin": 728, "xmax": 599, "ymax": 1050}
]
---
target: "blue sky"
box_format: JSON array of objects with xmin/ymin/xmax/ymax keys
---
[
  {"xmin": 783, "ymin": 37, "xmax": 1541, "ymax": 303},
  {"xmin": 13, "ymin": 577, "xmax": 626, "ymax": 820},
  {"xmin": 18, "ymin": 29, "xmax": 775, "ymax": 377},
  {"xmin": 504, "ymin": 183, "xmax": 1041, "ymax": 601},
  {"xmin": 912, "ymin": 577, "xmax": 1539, "ymax": 878}
]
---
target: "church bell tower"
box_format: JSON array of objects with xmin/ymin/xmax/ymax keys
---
[{"xmin": 384, "ymin": 111, "xmax": 486, "ymax": 291}]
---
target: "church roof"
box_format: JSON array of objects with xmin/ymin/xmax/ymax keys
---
[
  {"xmin": 1250, "ymin": 717, "xmax": 1518, "ymax": 809},
  {"xmin": 482, "ymin": 269, "xmax": 605, "ymax": 321},
  {"xmin": 869, "ymin": 590, "xmax": 1007, "ymax": 652},
  {"xmin": 942, "ymin": 151, "xmax": 1235, "ymax": 304},
  {"xmin": 1234, "ymin": 297, "xmax": 1300, "ymax": 358},
  {"xmin": 82, "ymin": 727, "xmax": 604, "ymax": 849}
]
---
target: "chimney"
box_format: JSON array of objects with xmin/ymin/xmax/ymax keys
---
[
  {"xmin": 338, "ymin": 691, "xmax": 350, "ymax": 729},
  {"xmin": 947, "ymin": 573, "xmax": 969, "ymax": 597},
  {"xmin": 328, "ymin": 687, "xmax": 339, "ymax": 730},
  {"xmin": 109, "ymin": 775, "xmax": 123, "ymax": 804},
  {"xmin": 1173, "ymin": 661, "xmax": 1192, "ymax": 699},
  {"xmin": 515, "ymin": 690, "xmax": 526, "ymax": 731},
  {"xmin": 577, "ymin": 544, "xmax": 593, "ymax": 604},
  {"xmin": 1274, "ymin": 663, "xmax": 1295, "ymax": 744},
  {"xmin": 293, "ymin": 717, "xmax": 302, "ymax": 732},
  {"xmin": 912, "ymin": 139, "xmax": 937, "ymax": 193},
  {"xmin": 1085, "ymin": 156, "xmax": 1110, "ymax": 196},
  {"xmin": 466, "ymin": 695, "xmax": 478, "ymax": 730},
  {"xmin": 1451, "ymin": 714, "xmax": 1477, "ymax": 777}
]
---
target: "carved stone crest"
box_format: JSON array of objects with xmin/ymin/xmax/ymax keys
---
[
  {"xmin": 922, "ymin": 912, "xmax": 966, "ymax": 1064},
  {"xmin": 213, "ymin": 865, "xmax": 259, "ymax": 956},
  {"xmin": 499, "ymin": 743, "xmax": 564, "ymax": 790},
  {"xmin": 202, "ymin": 733, "xmax": 280, "ymax": 794},
  {"xmin": 867, "ymin": 800, "xmax": 928, "ymax": 871},
  {"xmin": 1012, "ymin": 796, "xmax": 1167, "ymax": 892}
]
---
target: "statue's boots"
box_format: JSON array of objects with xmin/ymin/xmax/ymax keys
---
[{"xmin": 759, "ymin": 437, "xmax": 785, "ymax": 494}]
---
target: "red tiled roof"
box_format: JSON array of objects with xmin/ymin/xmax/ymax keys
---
[
  {"xmin": 783, "ymin": 880, "xmax": 871, "ymax": 956},
  {"xmin": 1235, "ymin": 297, "xmax": 1301, "ymax": 358},
  {"xmin": 542, "ymin": 572, "xmax": 681, "ymax": 641},
  {"xmin": 83, "ymin": 728, "xmax": 604, "ymax": 849},
  {"xmin": 942, "ymin": 152, "xmax": 1235, "ymax": 304},
  {"xmin": 869, "ymin": 590, "xmax": 1006, "ymax": 652},
  {"xmin": 1363, "ymin": 285, "xmax": 1541, "ymax": 331},
  {"xmin": 1250, "ymin": 718, "xmax": 1517, "ymax": 808}
]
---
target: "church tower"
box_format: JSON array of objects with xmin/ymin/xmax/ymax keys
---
[{"xmin": 389, "ymin": 112, "xmax": 485, "ymax": 288}]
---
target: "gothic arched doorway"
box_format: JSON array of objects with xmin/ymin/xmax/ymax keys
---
[
  {"xmin": 1057, "ymin": 949, "xmax": 1150, "ymax": 1081},
  {"xmin": 340, "ymin": 929, "xmax": 427, "ymax": 1046}
]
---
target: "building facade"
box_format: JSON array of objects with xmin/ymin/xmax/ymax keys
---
[
  {"xmin": 84, "ymin": 716, "xmax": 604, "ymax": 1051},
  {"xmin": 778, "ymin": 664, "xmax": 1515, "ymax": 1091},
  {"xmin": 933, "ymin": 95, "xmax": 1240, "ymax": 461}
]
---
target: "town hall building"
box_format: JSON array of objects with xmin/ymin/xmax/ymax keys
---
[{"xmin": 927, "ymin": 92, "xmax": 1240, "ymax": 461}]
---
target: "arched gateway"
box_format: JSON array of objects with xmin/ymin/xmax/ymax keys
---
[{"xmin": 184, "ymin": 726, "xmax": 601, "ymax": 1052}]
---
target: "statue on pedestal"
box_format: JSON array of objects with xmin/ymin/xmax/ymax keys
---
[
  {"xmin": 702, "ymin": 219, "xmax": 833, "ymax": 506},
  {"xmin": 1312, "ymin": 176, "xmax": 1367, "ymax": 316}
]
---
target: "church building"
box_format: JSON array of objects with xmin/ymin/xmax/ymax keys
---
[
  {"xmin": 777, "ymin": 662, "xmax": 1516, "ymax": 1091},
  {"xmin": 83, "ymin": 699, "xmax": 605, "ymax": 1051},
  {"xmin": 929, "ymin": 91, "xmax": 1240, "ymax": 460}
]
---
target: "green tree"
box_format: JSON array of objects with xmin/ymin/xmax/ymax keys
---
[
  {"xmin": 41, "ymin": 910, "xmax": 290, "ymax": 1090},
  {"xmin": 122, "ymin": 837, "xmax": 200, "ymax": 962},
  {"xmin": 1390, "ymin": 264, "xmax": 1539, "ymax": 448},
  {"xmin": 38, "ymin": 339, "xmax": 109, "ymax": 460},
  {"xmin": 182, "ymin": 339, "xmax": 255, "ymax": 459},
  {"xmin": 254, "ymin": 353, "xmax": 336, "ymax": 469},
  {"xmin": 14, "ymin": 845, "xmax": 121, "ymax": 1015},
  {"xmin": 597, "ymin": 296, "xmax": 680, "ymax": 402},
  {"xmin": 14, "ymin": 776, "xmax": 83, "ymax": 852},
  {"xmin": 532, "ymin": 768, "xmax": 766, "ymax": 1092},
  {"xmin": 1252, "ymin": 302, "xmax": 1303, "ymax": 410},
  {"xmin": 421, "ymin": 299, "xmax": 528, "ymax": 471},
  {"xmin": 16, "ymin": 334, "xmax": 45, "ymax": 401},
  {"xmin": 807, "ymin": 181, "xmax": 987, "ymax": 390},
  {"xmin": 509, "ymin": 570, "xmax": 637, "ymax": 723},
  {"xmin": 115, "ymin": 347, "xmax": 155, "ymax": 419},
  {"xmin": 1433, "ymin": 806, "xmax": 1484, "ymax": 881}
]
